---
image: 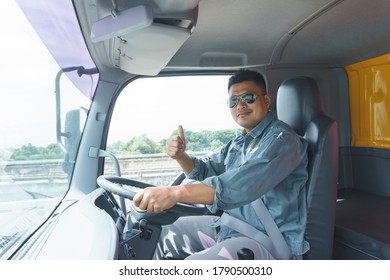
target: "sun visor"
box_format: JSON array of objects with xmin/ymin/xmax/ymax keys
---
[
  {"xmin": 90, "ymin": 2, "xmax": 199, "ymax": 76},
  {"xmin": 113, "ymin": 23, "xmax": 191, "ymax": 76},
  {"xmin": 90, "ymin": 5, "xmax": 153, "ymax": 43}
]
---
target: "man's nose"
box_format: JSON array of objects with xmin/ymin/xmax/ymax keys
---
[{"xmin": 237, "ymin": 96, "xmax": 247, "ymax": 108}]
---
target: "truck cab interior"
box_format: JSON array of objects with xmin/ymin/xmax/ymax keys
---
[{"xmin": 2, "ymin": 0, "xmax": 390, "ymax": 261}]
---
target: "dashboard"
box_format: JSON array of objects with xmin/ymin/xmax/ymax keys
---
[{"xmin": 13, "ymin": 188, "xmax": 122, "ymax": 260}]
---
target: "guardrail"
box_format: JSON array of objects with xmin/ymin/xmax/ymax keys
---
[{"xmin": 0, "ymin": 152, "xmax": 207, "ymax": 188}]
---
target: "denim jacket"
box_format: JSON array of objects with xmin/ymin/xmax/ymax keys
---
[{"xmin": 187, "ymin": 112, "xmax": 310, "ymax": 255}]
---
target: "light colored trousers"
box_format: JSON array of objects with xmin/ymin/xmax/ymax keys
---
[{"xmin": 153, "ymin": 215, "xmax": 277, "ymax": 260}]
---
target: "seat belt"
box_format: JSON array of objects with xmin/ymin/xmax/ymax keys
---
[
  {"xmin": 220, "ymin": 197, "xmax": 292, "ymax": 260},
  {"xmin": 221, "ymin": 130, "xmax": 292, "ymax": 259},
  {"xmin": 219, "ymin": 212, "xmax": 279, "ymax": 258}
]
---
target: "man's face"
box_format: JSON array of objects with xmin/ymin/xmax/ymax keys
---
[{"xmin": 228, "ymin": 81, "xmax": 270, "ymax": 132}]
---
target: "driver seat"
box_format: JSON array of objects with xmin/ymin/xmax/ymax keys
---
[{"xmin": 276, "ymin": 76, "xmax": 339, "ymax": 259}]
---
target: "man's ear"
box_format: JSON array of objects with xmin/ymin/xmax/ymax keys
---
[{"xmin": 264, "ymin": 93, "xmax": 272, "ymax": 109}]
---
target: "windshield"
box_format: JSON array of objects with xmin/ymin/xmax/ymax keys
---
[
  {"xmin": 0, "ymin": 2, "xmax": 97, "ymax": 259},
  {"xmin": 106, "ymin": 75, "xmax": 241, "ymax": 186}
]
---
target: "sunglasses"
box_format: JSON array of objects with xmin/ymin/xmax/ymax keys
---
[{"xmin": 227, "ymin": 92, "xmax": 259, "ymax": 108}]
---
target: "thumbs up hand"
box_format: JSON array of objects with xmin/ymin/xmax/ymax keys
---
[
  {"xmin": 167, "ymin": 125, "xmax": 186, "ymax": 160},
  {"xmin": 178, "ymin": 125, "xmax": 186, "ymax": 145}
]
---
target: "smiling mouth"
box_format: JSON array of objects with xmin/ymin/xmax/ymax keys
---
[{"xmin": 237, "ymin": 111, "xmax": 252, "ymax": 118}]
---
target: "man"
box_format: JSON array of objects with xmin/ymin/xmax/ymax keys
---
[{"xmin": 134, "ymin": 70, "xmax": 309, "ymax": 260}]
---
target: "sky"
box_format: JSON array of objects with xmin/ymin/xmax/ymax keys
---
[
  {"xmin": 0, "ymin": 2, "xmax": 54, "ymax": 148},
  {"xmin": 0, "ymin": 1, "xmax": 238, "ymax": 150},
  {"xmin": 107, "ymin": 75, "xmax": 239, "ymax": 144},
  {"xmin": 0, "ymin": 1, "xmax": 92, "ymax": 149}
]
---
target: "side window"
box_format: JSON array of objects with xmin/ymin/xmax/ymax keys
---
[
  {"xmin": 0, "ymin": 2, "xmax": 94, "ymax": 259},
  {"xmin": 105, "ymin": 75, "xmax": 240, "ymax": 185}
]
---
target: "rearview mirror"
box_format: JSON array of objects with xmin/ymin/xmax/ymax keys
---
[{"xmin": 62, "ymin": 109, "xmax": 82, "ymax": 177}]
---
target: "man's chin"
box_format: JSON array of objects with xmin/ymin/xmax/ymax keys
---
[{"xmin": 236, "ymin": 120, "xmax": 253, "ymax": 131}]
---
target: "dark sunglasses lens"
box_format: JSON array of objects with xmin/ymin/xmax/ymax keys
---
[
  {"xmin": 227, "ymin": 93, "xmax": 256, "ymax": 108},
  {"xmin": 227, "ymin": 96, "xmax": 238, "ymax": 108},
  {"xmin": 242, "ymin": 93, "xmax": 256, "ymax": 104}
]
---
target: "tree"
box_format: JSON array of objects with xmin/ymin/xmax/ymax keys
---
[
  {"xmin": 11, "ymin": 143, "xmax": 39, "ymax": 160},
  {"xmin": 10, "ymin": 143, "xmax": 63, "ymax": 160},
  {"xmin": 108, "ymin": 140, "xmax": 127, "ymax": 154},
  {"xmin": 8, "ymin": 129, "xmax": 241, "ymax": 160},
  {"xmin": 165, "ymin": 128, "xmax": 239, "ymax": 152},
  {"xmin": 124, "ymin": 134, "xmax": 163, "ymax": 155}
]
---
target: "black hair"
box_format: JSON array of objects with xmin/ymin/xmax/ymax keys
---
[{"xmin": 228, "ymin": 70, "xmax": 267, "ymax": 92}]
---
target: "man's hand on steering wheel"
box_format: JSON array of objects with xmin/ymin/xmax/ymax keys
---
[{"xmin": 134, "ymin": 186, "xmax": 179, "ymax": 213}]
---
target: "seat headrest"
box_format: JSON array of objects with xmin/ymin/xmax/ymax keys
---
[{"xmin": 276, "ymin": 77, "xmax": 325, "ymax": 136}]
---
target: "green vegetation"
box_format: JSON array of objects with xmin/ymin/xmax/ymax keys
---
[
  {"xmin": 4, "ymin": 128, "xmax": 241, "ymax": 160},
  {"xmin": 108, "ymin": 128, "xmax": 240, "ymax": 156},
  {"xmin": 8, "ymin": 143, "xmax": 63, "ymax": 160}
]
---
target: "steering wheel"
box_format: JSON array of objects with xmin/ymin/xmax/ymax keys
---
[{"xmin": 96, "ymin": 175, "xmax": 209, "ymax": 218}]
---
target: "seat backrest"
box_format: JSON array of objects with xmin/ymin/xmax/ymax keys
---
[{"xmin": 276, "ymin": 76, "xmax": 339, "ymax": 259}]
